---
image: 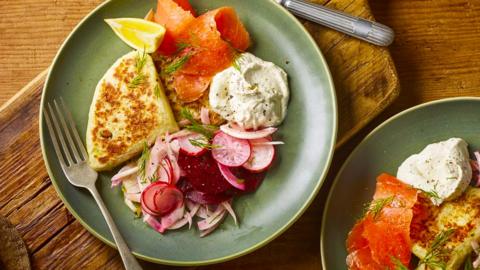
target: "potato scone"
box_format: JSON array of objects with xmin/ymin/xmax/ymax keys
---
[
  {"xmin": 86, "ymin": 50, "xmax": 178, "ymax": 171},
  {"xmin": 153, "ymin": 56, "xmax": 225, "ymax": 126},
  {"xmin": 411, "ymin": 187, "xmax": 480, "ymax": 270}
]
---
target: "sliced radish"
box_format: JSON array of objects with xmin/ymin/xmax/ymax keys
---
[
  {"xmin": 141, "ymin": 182, "xmax": 168, "ymax": 216},
  {"xmin": 143, "ymin": 214, "xmax": 165, "ymax": 233},
  {"xmin": 200, "ymin": 107, "xmax": 210, "ymax": 125},
  {"xmin": 252, "ymin": 141, "xmax": 284, "ymax": 146},
  {"xmin": 212, "ymin": 132, "xmax": 251, "ymax": 167},
  {"xmin": 140, "ymin": 182, "xmax": 183, "ymax": 216},
  {"xmin": 218, "ymin": 163, "xmax": 246, "ymax": 190},
  {"xmin": 177, "ymin": 133, "xmax": 208, "ymax": 156},
  {"xmin": 161, "ymin": 204, "xmax": 185, "ymax": 229},
  {"xmin": 220, "ymin": 123, "xmax": 277, "ymax": 140},
  {"xmin": 243, "ymin": 138, "xmax": 275, "ymax": 172},
  {"xmin": 146, "ymin": 138, "xmax": 168, "ymax": 180},
  {"xmin": 153, "ymin": 187, "xmax": 183, "ymax": 215},
  {"xmin": 157, "ymin": 161, "xmax": 171, "ymax": 184}
]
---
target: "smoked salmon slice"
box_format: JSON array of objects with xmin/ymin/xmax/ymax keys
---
[
  {"xmin": 154, "ymin": 0, "xmax": 194, "ymax": 37},
  {"xmin": 172, "ymin": 73, "xmax": 211, "ymax": 103},
  {"xmin": 154, "ymin": 0, "xmax": 195, "ymax": 55},
  {"xmin": 153, "ymin": 0, "xmax": 251, "ymax": 102},
  {"xmin": 345, "ymin": 174, "xmax": 418, "ymax": 269},
  {"xmin": 346, "ymin": 246, "xmax": 383, "ymax": 270},
  {"xmin": 362, "ymin": 208, "xmax": 413, "ymax": 267},
  {"xmin": 374, "ymin": 173, "xmax": 418, "ymax": 208}
]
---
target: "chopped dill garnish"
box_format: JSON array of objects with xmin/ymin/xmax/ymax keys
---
[
  {"xmin": 128, "ymin": 50, "xmax": 148, "ymax": 89},
  {"xmin": 390, "ymin": 256, "xmax": 409, "ymax": 270},
  {"xmin": 176, "ymin": 42, "xmax": 191, "ymax": 52},
  {"xmin": 135, "ymin": 50, "xmax": 147, "ymax": 74},
  {"xmin": 128, "ymin": 73, "xmax": 146, "ymax": 89},
  {"xmin": 189, "ymin": 138, "xmax": 222, "ymax": 149},
  {"xmin": 232, "ymin": 53, "xmax": 241, "ymax": 72},
  {"xmin": 363, "ymin": 196, "xmax": 394, "ymax": 219},
  {"xmin": 464, "ymin": 255, "xmax": 474, "ymax": 270},
  {"xmin": 153, "ymin": 84, "xmax": 161, "ymax": 99},
  {"xmin": 418, "ymin": 188, "xmax": 442, "ymax": 200},
  {"xmin": 418, "ymin": 229, "xmax": 455, "ymax": 269},
  {"xmin": 147, "ymin": 174, "xmax": 157, "ymax": 183},
  {"xmin": 164, "ymin": 54, "xmax": 192, "ymax": 74},
  {"xmin": 180, "ymin": 108, "xmax": 218, "ymax": 139},
  {"xmin": 137, "ymin": 141, "xmax": 150, "ymax": 182}
]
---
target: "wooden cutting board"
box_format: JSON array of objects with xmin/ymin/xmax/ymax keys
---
[{"xmin": 0, "ymin": 0, "xmax": 398, "ymax": 269}]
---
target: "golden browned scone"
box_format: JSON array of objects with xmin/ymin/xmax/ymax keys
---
[
  {"xmin": 411, "ymin": 187, "xmax": 480, "ymax": 270},
  {"xmin": 153, "ymin": 56, "xmax": 225, "ymax": 126},
  {"xmin": 86, "ymin": 50, "xmax": 178, "ymax": 171}
]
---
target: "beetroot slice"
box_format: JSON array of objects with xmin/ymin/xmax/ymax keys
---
[
  {"xmin": 230, "ymin": 167, "xmax": 266, "ymax": 193},
  {"xmin": 185, "ymin": 190, "xmax": 232, "ymax": 205},
  {"xmin": 178, "ymin": 152, "xmax": 233, "ymax": 194}
]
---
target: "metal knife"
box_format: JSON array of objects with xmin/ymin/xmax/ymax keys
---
[{"xmin": 276, "ymin": 0, "xmax": 395, "ymax": 46}]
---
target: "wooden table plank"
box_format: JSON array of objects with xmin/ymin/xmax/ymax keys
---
[{"xmin": 0, "ymin": 0, "xmax": 103, "ymax": 103}]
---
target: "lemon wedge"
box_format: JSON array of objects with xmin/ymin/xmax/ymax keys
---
[{"xmin": 105, "ymin": 18, "xmax": 165, "ymax": 53}]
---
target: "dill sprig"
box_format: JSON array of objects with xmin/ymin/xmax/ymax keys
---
[
  {"xmin": 464, "ymin": 255, "xmax": 474, "ymax": 270},
  {"xmin": 164, "ymin": 54, "xmax": 191, "ymax": 74},
  {"xmin": 176, "ymin": 42, "xmax": 191, "ymax": 52},
  {"xmin": 189, "ymin": 138, "xmax": 222, "ymax": 150},
  {"xmin": 135, "ymin": 50, "xmax": 147, "ymax": 74},
  {"xmin": 418, "ymin": 229, "xmax": 455, "ymax": 270},
  {"xmin": 137, "ymin": 141, "xmax": 150, "ymax": 182},
  {"xmin": 128, "ymin": 73, "xmax": 146, "ymax": 89},
  {"xmin": 180, "ymin": 108, "xmax": 218, "ymax": 139},
  {"xmin": 364, "ymin": 196, "xmax": 394, "ymax": 219},
  {"xmin": 390, "ymin": 256, "xmax": 409, "ymax": 270},
  {"xmin": 418, "ymin": 188, "xmax": 442, "ymax": 200},
  {"xmin": 127, "ymin": 50, "xmax": 147, "ymax": 89},
  {"xmin": 232, "ymin": 53, "xmax": 242, "ymax": 72},
  {"xmin": 153, "ymin": 84, "xmax": 161, "ymax": 99},
  {"xmin": 147, "ymin": 174, "xmax": 157, "ymax": 183}
]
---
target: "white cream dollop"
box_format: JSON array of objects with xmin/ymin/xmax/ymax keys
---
[
  {"xmin": 209, "ymin": 53, "xmax": 289, "ymax": 129},
  {"xmin": 396, "ymin": 138, "xmax": 472, "ymax": 205}
]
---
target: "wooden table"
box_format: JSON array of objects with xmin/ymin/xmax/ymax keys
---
[{"xmin": 1, "ymin": 0, "xmax": 480, "ymax": 269}]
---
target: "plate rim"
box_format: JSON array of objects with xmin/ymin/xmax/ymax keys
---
[
  {"xmin": 320, "ymin": 96, "xmax": 480, "ymax": 269},
  {"xmin": 39, "ymin": 0, "xmax": 338, "ymax": 266}
]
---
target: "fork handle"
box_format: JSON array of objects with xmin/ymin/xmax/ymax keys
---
[
  {"xmin": 89, "ymin": 187, "xmax": 143, "ymax": 270},
  {"xmin": 277, "ymin": 0, "xmax": 394, "ymax": 46}
]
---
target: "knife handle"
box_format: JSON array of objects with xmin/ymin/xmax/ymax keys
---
[{"xmin": 278, "ymin": 0, "xmax": 394, "ymax": 46}]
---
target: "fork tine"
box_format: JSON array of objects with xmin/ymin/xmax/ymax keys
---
[
  {"xmin": 43, "ymin": 106, "xmax": 67, "ymax": 168},
  {"xmin": 47, "ymin": 102, "xmax": 74, "ymax": 166},
  {"xmin": 53, "ymin": 99, "xmax": 82, "ymax": 163},
  {"xmin": 59, "ymin": 97, "xmax": 88, "ymax": 161}
]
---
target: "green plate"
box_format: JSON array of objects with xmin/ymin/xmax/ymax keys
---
[
  {"xmin": 321, "ymin": 97, "xmax": 480, "ymax": 269},
  {"xmin": 40, "ymin": 0, "xmax": 337, "ymax": 265}
]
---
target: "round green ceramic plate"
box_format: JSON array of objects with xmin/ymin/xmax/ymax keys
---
[
  {"xmin": 40, "ymin": 0, "xmax": 336, "ymax": 265},
  {"xmin": 321, "ymin": 97, "xmax": 480, "ymax": 269}
]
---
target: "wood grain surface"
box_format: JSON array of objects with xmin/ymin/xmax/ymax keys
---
[{"xmin": 1, "ymin": 0, "xmax": 480, "ymax": 269}]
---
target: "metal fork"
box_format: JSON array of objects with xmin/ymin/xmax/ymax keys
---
[{"xmin": 43, "ymin": 98, "xmax": 142, "ymax": 270}]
